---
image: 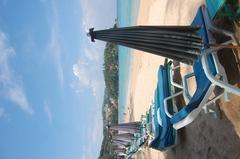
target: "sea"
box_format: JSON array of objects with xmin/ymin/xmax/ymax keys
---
[{"xmin": 117, "ymin": 0, "xmax": 140, "ymax": 122}]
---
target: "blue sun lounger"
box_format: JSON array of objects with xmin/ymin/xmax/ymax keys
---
[
  {"xmin": 164, "ymin": 5, "xmax": 240, "ymax": 129},
  {"xmin": 149, "ymin": 64, "xmax": 177, "ymax": 150}
]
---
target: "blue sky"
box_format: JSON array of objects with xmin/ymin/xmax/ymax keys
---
[{"xmin": 0, "ymin": 0, "xmax": 116, "ymax": 158}]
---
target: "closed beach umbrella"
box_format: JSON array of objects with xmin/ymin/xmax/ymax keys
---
[
  {"xmin": 88, "ymin": 26, "xmax": 203, "ymax": 64},
  {"xmin": 115, "ymin": 143, "xmax": 127, "ymax": 149},
  {"xmin": 116, "ymin": 152, "xmax": 126, "ymax": 157},
  {"xmin": 112, "ymin": 141, "xmax": 126, "ymax": 149},
  {"xmin": 115, "ymin": 149, "xmax": 126, "ymax": 154},
  {"xmin": 117, "ymin": 156, "xmax": 125, "ymax": 159},
  {"xmin": 112, "ymin": 138, "xmax": 132, "ymax": 145},
  {"xmin": 110, "ymin": 122, "xmax": 141, "ymax": 133},
  {"xmin": 112, "ymin": 137, "xmax": 132, "ymax": 143},
  {"xmin": 112, "ymin": 139, "xmax": 130, "ymax": 147},
  {"xmin": 112, "ymin": 133, "xmax": 135, "ymax": 142}
]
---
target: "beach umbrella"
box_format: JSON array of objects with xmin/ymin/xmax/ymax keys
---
[
  {"xmin": 112, "ymin": 137, "xmax": 132, "ymax": 144},
  {"xmin": 109, "ymin": 122, "xmax": 142, "ymax": 134},
  {"xmin": 88, "ymin": 26, "xmax": 203, "ymax": 64},
  {"xmin": 116, "ymin": 152, "xmax": 126, "ymax": 157},
  {"xmin": 112, "ymin": 133, "xmax": 135, "ymax": 142},
  {"xmin": 112, "ymin": 139, "xmax": 131, "ymax": 147},
  {"xmin": 114, "ymin": 143, "xmax": 127, "ymax": 149},
  {"xmin": 112, "ymin": 141, "xmax": 126, "ymax": 149},
  {"xmin": 112, "ymin": 137, "xmax": 132, "ymax": 143},
  {"xmin": 117, "ymin": 156, "xmax": 125, "ymax": 159},
  {"xmin": 115, "ymin": 149, "xmax": 126, "ymax": 154}
]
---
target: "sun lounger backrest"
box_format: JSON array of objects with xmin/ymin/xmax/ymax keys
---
[
  {"xmin": 150, "ymin": 65, "xmax": 176, "ymax": 150},
  {"xmin": 159, "ymin": 65, "xmax": 175, "ymax": 148},
  {"xmin": 170, "ymin": 6, "xmax": 217, "ymax": 125},
  {"xmin": 159, "ymin": 66, "xmax": 173, "ymax": 140},
  {"xmin": 153, "ymin": 89, "xmax": 161, "ymax": 138}
]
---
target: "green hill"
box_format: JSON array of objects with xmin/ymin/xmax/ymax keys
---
[{"xmin": 98, "ymin": 41, "xmax": 119, "ymax": 159}]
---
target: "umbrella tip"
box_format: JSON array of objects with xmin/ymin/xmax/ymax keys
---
[{"xmin": 87, "ymin": 28, "xmax": 95, "ymax": 42}]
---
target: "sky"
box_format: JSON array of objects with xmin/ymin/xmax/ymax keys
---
[{"xmin": 0, "ymin": 0, "xmax": 116, "ymax": 159}]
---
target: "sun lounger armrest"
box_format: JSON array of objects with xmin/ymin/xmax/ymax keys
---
[
  {"xmin": 201, "ymin": 5, "xmax": 238, "ymax": 44},
  {"xmin": 201, "ymin": 54, "xmax": 240, "ymax": 96},
  {"xmin": 183, "ymin": 72, "xmax": 195, "ymax": 101},
  {"xmin": 169, "ymin": 64, "xmax": 196, "ymax": 102},
  {"xmin": 169, "ymin": 65, "xmax": 184, "ymax": 89},
  {"xmin": 164, "ymin": 91, "xmax": 184, "ymax": 118}
]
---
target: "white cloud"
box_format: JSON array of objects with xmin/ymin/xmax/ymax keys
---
[
  {"xmin": 72, "ymin": 1, "xmax": 107, "ymax": 99},
  {"xmin": 48, "ymin": 27, "xmax": 64, "ymax": 87},
  {"xmin": 79, "ymin": 0, "xmax": 95, "ymax": 32},
  {"xmin": 8, "ymin": 86, "xmax": 34, "ymax": 115},
  {"xmin": 72, "ymin": 58, "xmax": 103, "ymax": 97},
  {"xmin": 0, "ymin": 31, "xmax": 34, "ymax": 115},
  {"xmin": 44, "ymin": 102, "xmax": 53, "ymax": 125},
  {"xmin": 73, "ymin": 0, "xmax": 116, "ymax": 99},
  {"xmin": 43, "ymin": 0, "xmax": 64, "ymax": 88},
  {"xmin": 79, "ymin": 0, "xmax": 116, "ymax": 31},
  {"xmin": 84, "ymin": 47, "xmax": 101, "ymax": 62}
]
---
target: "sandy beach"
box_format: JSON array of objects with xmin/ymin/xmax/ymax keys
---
[
  {"xmin": 124, "ymin": 0, "xmax": 205, "ymax": 122},
  {"xmin": 123, "ymin": 0, "xmax": 240, "ymax": 158}
]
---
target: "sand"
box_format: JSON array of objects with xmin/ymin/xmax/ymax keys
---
[
  {"xmin": 123, "ymin": 0, "xmax": 240, "ymax": 159},
  {"xmin": 126, "ymin": 0, "xmax": 205, "ymax": 121}
]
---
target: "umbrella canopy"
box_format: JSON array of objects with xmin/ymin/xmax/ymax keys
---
[{"xmin": 88, "ymin": 25, "xmax": 203, "ymax": 64}]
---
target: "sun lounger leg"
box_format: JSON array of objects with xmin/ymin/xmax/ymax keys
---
[
  {"xmin": 202, "ymin": 91, "xmax": 223, "ymax": 118},
  {"xmin": 211, "ymin": 52, "xmax": 230, "ymax": 102},
  {"xmin": 203, "ymin": 105, "xmax": 220, "ymax": 119}
]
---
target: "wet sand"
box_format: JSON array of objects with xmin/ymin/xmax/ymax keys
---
[{"xmin": 123, "ymin": 0, "xmax": 240, "ymax": 158}]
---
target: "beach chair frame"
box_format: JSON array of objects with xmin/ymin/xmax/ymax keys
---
[
  {"xmin": 145, "ymin": 63, "xmax": 177, "ymax": 150},
  {"xmin": 163, "ymin": 5, "xmax": 240, "ymax": 129},
  {"xmin": 201, "ymin": 5, "xmax": 240, "ymax": 96}
]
